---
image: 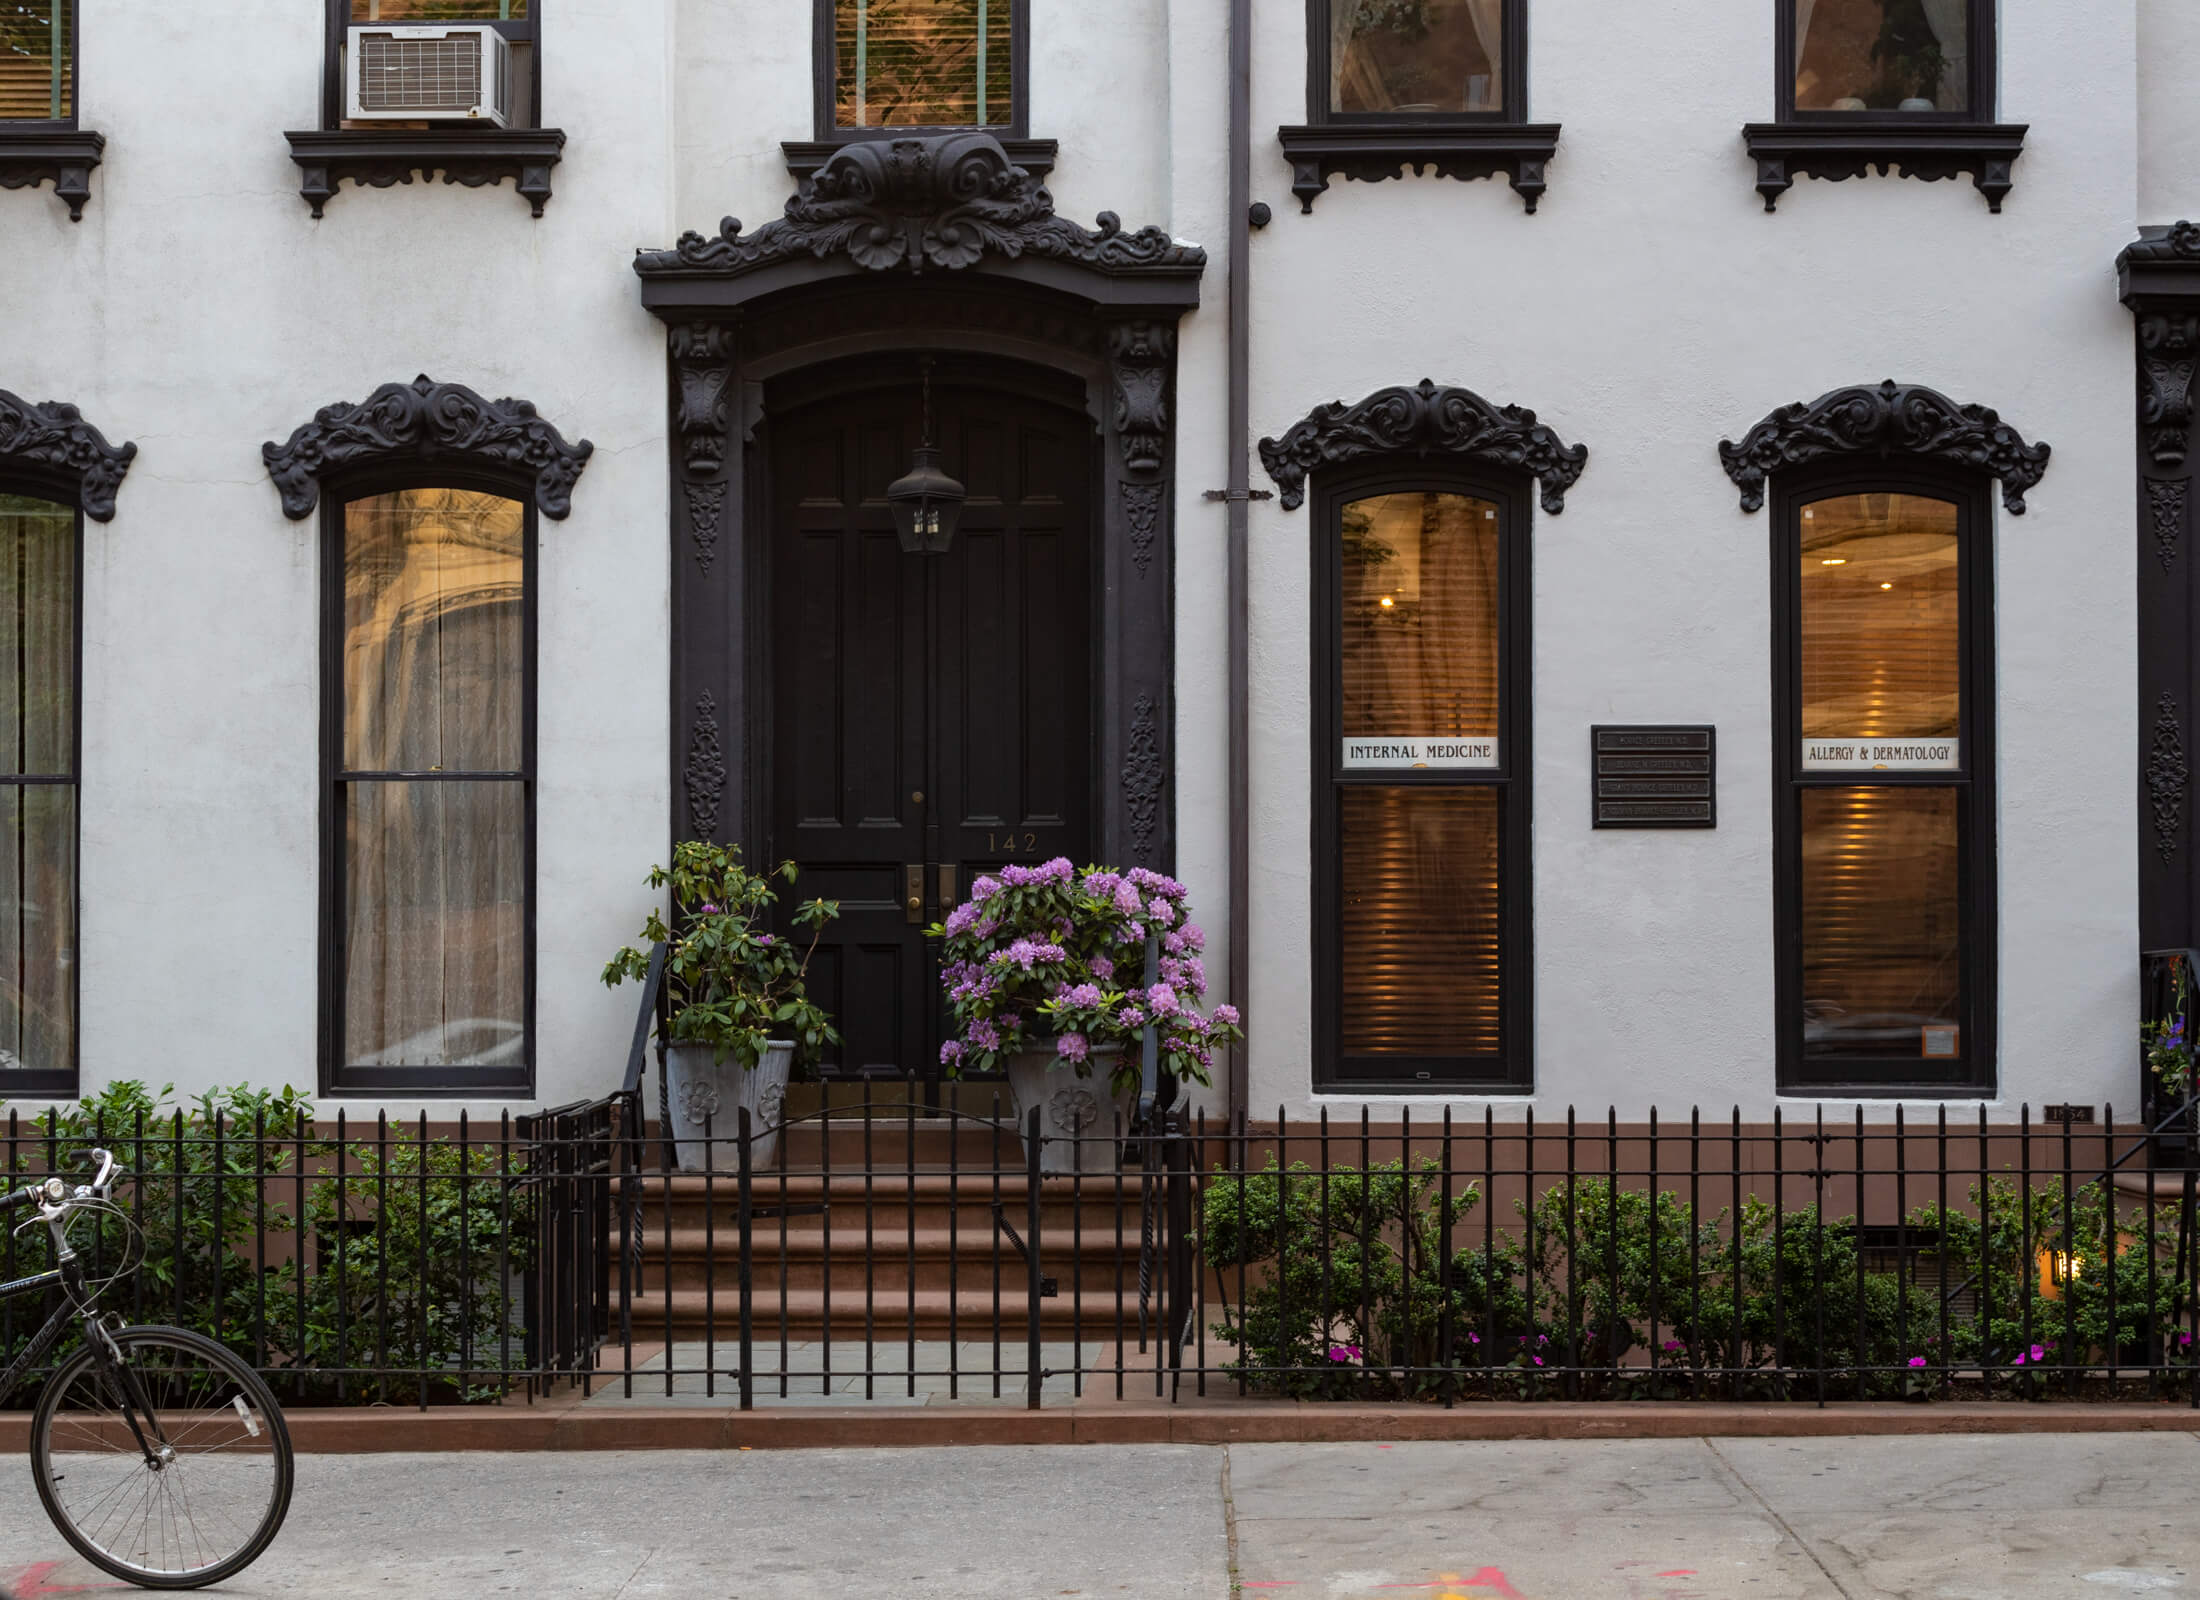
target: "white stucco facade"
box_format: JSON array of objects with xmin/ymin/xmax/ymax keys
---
[{"xmin": 0, "ymin": 0, "xmax": 2179, "ymax": 1122}]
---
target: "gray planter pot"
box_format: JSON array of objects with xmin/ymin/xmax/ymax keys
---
[
  {"xmin": 1004, "ymin": 1045, "xmax": 1131, "ymax": 1175},
  {"xmin": 664, "ymin": 1040, "xmax": 793, "ymax": 1173}
]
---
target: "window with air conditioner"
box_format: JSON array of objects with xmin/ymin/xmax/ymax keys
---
[{"xmin": 332, "ymin": 1, "xmax": 538, "ymax": 131}]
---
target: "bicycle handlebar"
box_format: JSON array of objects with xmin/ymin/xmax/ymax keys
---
[{"xmin": 0, "ymin": 1149, "xmax": 119, "ymax": 1218}]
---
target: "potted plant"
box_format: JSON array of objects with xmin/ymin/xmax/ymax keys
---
[
  {"xmin": 931, "ymin": 858, "xmax": 1242, "ymax": 1174},
  {"xmin": 603, "ymin": 841, "xmax": 839, "ymax": 1172}
]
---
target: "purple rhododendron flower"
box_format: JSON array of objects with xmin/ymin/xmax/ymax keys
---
[
  {"xmin": 1163, "ymin": 930, "xmax": 1187, "ymax": 955},
  {"xmin": 1181, "ymin": 922, "xmax": 1205, "ymax": 951},
  {"xmin": 969, "ymin": 874, "xmax": 1001, "ymax": 903},
  {"xmin": 939, "ymin": 1040, "xmax": 964, "ymax": 1065},
  {"xmin": 1118, "ymin": 1005, "xmax": 1146, "ymax": 1029},
  {"xmin": 699, "ymin": 903, "xmax": 720, "ymax": 914},
  {"xmin": 757, "ymin": 934, "xmax": 774, "ymax": 946},
  {"xmin": 943, "ymin": 902, "xmax": 980, "ymax": 937},
  {"xmin": 1057, "ymin": 1032, "xmax": 1089, "ymax": 1064},
  {"xmin": 1146, "ymin": 983, "xmax": 1181, "ymax": 1017},
  {"xmin": 1214, "ymin": 1003, "xmax": 1241, "ymax": 1027},
  {"xmin": 1113, "ymin": 881, "xmax": 1143, "ymax": 916},
  {"xmin": 969, "ymin": 1020, "xmax": 1001, "ymax": 1051},
  {"xmin": 1148, "ymin": 897, "xmax": 1175, "ymax": 926},
  {"xmin": 1063, "ymin": 983, "xmax": 1103, "ymax": 1008}
]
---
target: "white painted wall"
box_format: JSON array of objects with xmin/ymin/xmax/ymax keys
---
[
  {"xmin": 0, "ymin": 0, "xmax": 2174, "ymax": 1121},
  {"xmin": 1237, "ymin": 0, "xmax": 2143, "ymax": 1121}
]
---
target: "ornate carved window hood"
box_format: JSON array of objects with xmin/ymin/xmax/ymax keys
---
[
  {"xmin": 0, "ymin": 388, "xmax": 135, "ymax": 520},
  {"xmin": 1258, "ymin": 380, "xmax": 1588, "ymax": 513},
  {"xmin": 1718, "ymin": 380, "xmax": 2050, "ymax": 514},
  {"xmin": 1741, "ymin": 122, "xmax": 2026, "ymax": 214},
  {"xmin": 633, "ymin": 132, "xmax": 1206, "ymax": 315},
  {"xmin": 260, "ymin": 375, "xmax": 593, "ymax": 520},
  {"xmin": 783, "ymin": 135, "xmax": 1058, "ymax": 186},
  {"xmin": 282, "ymin": 128, "xmax": 567, "ymax": 218},
  {"xmin": 1274, "ymin": 123, "xmax": 1560, "ymax": 214}
]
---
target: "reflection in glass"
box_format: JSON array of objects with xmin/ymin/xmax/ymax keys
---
[
  {"xmin": 1341, "ymin": 787, "xmax": 1499, "ymax": 1056},
  {"xmin": 0, "ymin": 0, "xmax": 71, "ymax": 121},
  {"xmin": 0, "ymin": 497, "xmax": 73, "ymax": 1077},
  {"xmin": 349, "ymin": 1, "xmax": 527, "ymax": 18},
  {"xmin": 1332, "ymin": 0, "xmax": 1503, "ymax": 114},
  {"xmin": 344, "ymin": 781, "xmax": 525, "ymax": 1068},
  {"xmin": 1340, "ymin": 492, "xmax": 1499, "ymax": 740},
  {"xmin": 836, "ymin": 0, "xmax": 1013, "ymax": 128},
  {"xmin": 340, "ymin": 489, "xmax": 526, "ymax": 1072},
  {"xmin": 343, "ymin": 489, "xmax": 523, "ymax": 774},
  {"xmin": 1799, "ymin": 492, "xmax": 1958, "ymax": 741},
  {"xmin": 0, "ymin": 495, "xmax": 73, "ymax": 777},
  {"xmin": 1794, "ymin": 0, "xmax": 1968, "ymax": 112},
  {"xmin": 1800, "ymin": 786, "xmax": 1961, "ymax": 1058}
]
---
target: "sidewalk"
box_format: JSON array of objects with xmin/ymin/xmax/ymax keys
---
[{"xmin": 3, "ymin": 1434, "xmax": 2196, "ymax": 1598}]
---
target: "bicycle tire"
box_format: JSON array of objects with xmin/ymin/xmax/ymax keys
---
[{"xmin": 29, "ymin": 1323, "xmax": 294, "ymax": 1589}]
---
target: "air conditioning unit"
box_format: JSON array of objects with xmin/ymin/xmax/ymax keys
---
[{"xmin": 347, "ymin": 25, "xmax": 512, "ymax": 126}]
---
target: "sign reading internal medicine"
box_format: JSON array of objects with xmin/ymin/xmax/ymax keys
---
[
  {"xmin": 1801, "ymin": 739, "xmax": 1960, "ymax": 771},
  {"xmin": 1342, "ymin": 737, "xmax": 1499, "ymax": 770}
]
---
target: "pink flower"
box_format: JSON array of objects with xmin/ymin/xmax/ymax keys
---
[
  {"xmin": 1532, "ymin": 1356, "xmax": 1544, "ymax": 1367},
  {"xmin": 1213, "ymin": 1003, "xmax": 1241, "ymax": 1027},
  {"xmin": 969, "ymin": 874, "xmax": 1001, "ymax": 903},
  {"xmin": 1056, "ymin": 1032, "xmax": 1089, "ymax": 1064},
  {"xmin": 1091, "ymin": 955, "xmax": 1115, "ymax": 980},
  {"xmin": 2030, "ymin": 1344, "xmax": 2047, "ymax": 1362},
  {"xmin": 1326, "ymin": 1344, "xmax": 1362, "ymax": 1363},
  {"xmin": 1908, "ymin": 1356, "xmax": 1928, "ymax": 1368}
]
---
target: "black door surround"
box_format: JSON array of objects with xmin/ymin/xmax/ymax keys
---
[{"xmin": 635, "ymin": 132, "xmax": 1206, "ymax": 879}]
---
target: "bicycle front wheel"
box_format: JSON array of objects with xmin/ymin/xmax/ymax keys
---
[{"xmin": 30, "ymin": 1323, "xmax": 294, "ymax": 1589}]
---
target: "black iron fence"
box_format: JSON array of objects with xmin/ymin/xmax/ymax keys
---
[{"xmin": 6, "ymin": 1085, "xmax": 2200, "ymax": 1409}]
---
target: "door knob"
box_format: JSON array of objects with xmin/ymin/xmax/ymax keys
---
[{"xmin": 904, "ymin": 863, "xmax": 925, "ymax": 924}]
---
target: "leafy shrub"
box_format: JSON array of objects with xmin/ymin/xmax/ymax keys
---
[{"xmin": 2, "ymin": 1081, "xmax": 532, "ymax": 1404}]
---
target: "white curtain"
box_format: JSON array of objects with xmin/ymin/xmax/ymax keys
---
[
  {"xmin": 1795, "ymin": 0, "xmax": 1817, "ymax": 56},
  {"xmin": 1464, "ymin": 0, "xmax": 1503, "ymax": 107},
  {"xmin": 1917, "ymin": 0, "xmax": 1969, "ymax": 109}
]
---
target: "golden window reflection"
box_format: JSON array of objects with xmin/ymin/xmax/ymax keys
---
[
  {"xmin": 1800, "ymin": 786, "xmax": 1962, "ymax": 1059},
  {"xmin": 1341, "ymin": 787, "xmax": 1499, "ymax": 1056},
  {"xmin": 1340, "ymin": 491, "xmax": 1498, "ymax": 742},
  {"xmin": 1799, "ymin": 491, "xmax": 1958, "ymax": 743},
  {"xmin": 0, "ymin": 495, "xmax": 73, "ymax": 1080},
  {"xmin": 1793, "ymin": 0, "xmax": 1969, "ymax": 112},
  {"xmin": 836, "ymin": 0, "xmax": 1013, "ymax": 128},
  {"xmin": 1332, "ymin": 0, "xmax": 1503, "ymax": 115}
]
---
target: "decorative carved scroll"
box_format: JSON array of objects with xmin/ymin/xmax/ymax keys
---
[
  {"xmin": 671, "ymin": 324, "xmax": 736, "ymax": 476},
  {"xmin": 261, "ymin": 375, "xmax": 592, "ymax": 521},
  {"xmin": 1718, "ymin": 380, "xmax": 2051, "ymax": 515},
  {"xmin": 685, "ymin": 690, "xmax": 727, "ymax": 842},
  {"xmin": 1121, "ymin": 694, "xmax": 1163, "ymax": 866},
  {"xmin": 1122, "ymin": 481, "xmax": 1164, "ymax": 577},
  {"xmin": 0, "ymin": 388, "xmax": 136, "ymax": 521},
  {"xmin": 2151, "ymin": 692, "xmax": 2189, "ymax": 863},
  {"xmin": 1258, "ymin": 379, "xmax": 1588, "ymax": 514},
  {"xmin": 685, "ymin": 481, "xmax": 727, "ymax": 576},
  {"xmin": 633, "ymin": 132, "xmax": 1205, "ymax": 282},
  {"xmin": 2150, "ymin": 478, "xmax": 2188, "ymax": 574},
  {"xmin": 2139, "ymin": 314, "xmax": 2200, "ymax": 469},
  {"xmin": 1108, "ymin": 322, "xmax": 1172, "ymax": 477}
]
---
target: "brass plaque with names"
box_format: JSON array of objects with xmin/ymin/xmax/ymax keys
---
[{"xmin": 1591, "ymin": 725, "xmax": 1715, "ymax": 829}]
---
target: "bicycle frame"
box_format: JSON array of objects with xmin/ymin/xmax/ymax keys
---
[{"xmin": 1, "ymin": 1179, "xmax": 177, "ymax": 1470}]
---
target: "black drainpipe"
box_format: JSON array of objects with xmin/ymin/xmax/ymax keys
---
[{"xmin": 1224, "ymin": 0, "xmax": 1253, "ymax": 1128}]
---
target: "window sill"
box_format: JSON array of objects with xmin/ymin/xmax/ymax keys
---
[
  {"xmin": 1741, "ymin": 121, "xmax": 2026, "ymax": 213},
  {"xmin": 283, "ymin": 127, "xmax": 566, "ymax": 218},
  {"xmin": 783, "ymin": 135, "xmax": 1056, "ymax": 184},
  {"xmin": 1276, "ymin": 122, "xmax": 1560, "ymax": 213},
  {"xmin": 0, "ymin": 129, "xmax": 105, "ymax": 221}
]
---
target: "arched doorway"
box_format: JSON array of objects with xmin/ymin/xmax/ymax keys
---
[{"xmin": 765, "ymin": 357, "xmax": 1095, "ymax": 1079}]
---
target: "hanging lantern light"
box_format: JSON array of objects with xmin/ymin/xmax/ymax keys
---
[{"xmin": 888, "ymin": 359, "xmax": 965, "ymax": 556}]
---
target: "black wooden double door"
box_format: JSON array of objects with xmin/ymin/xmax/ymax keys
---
[{"xmin": 770, "ymin": 378, "xmax": 1093, "ymax": 1079}]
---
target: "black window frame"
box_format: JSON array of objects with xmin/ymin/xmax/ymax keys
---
[
  {"xmin": 1, "ymin": 0, "xmax": 78, "ymax": 129},
  {"xmin": 318, "ymin": 463, "xmax": 538, "ymax": 1099},
  {"xmin": 810, "ymin": 0, "xmax": 1032, "ymax": 143},
  {"xmin": 1310, "ymin": 463, "xmax": 1533, "ymax": 1094},
  {"xmin": 1305, "ymin": 0, "xmax": 1529, "ymax": 126},
  {"xmin": 1776, "ymin": 0, "xmax": 1995, "ymax": 125},
  {"xmin": 1771, "ymin": 460, "xmax": 1996, "ymax": 1097},
  {"xmin": 320, "ymin": 0, "xmax": 544, "ymax": 132},
  {"xmin": 0, "ymin": 470, "xmax": 81, "ymax": 1100}
]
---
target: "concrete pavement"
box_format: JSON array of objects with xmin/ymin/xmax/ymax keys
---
[{"xmin": 0, "ymin": 1435, "xmax": 2194, "ymax": 1598}]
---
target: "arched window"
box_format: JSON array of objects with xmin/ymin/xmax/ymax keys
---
[
  {"xmin": 263, "ymin": 376, "xmax": 589, "ymax": 1093},
  {"xmin": 0, "ymin": 387, "xmax": 132, "ymax": 1096},
  {"xmin": 1263, "ymin": 379, "xmax": 1585, "ymax": 1091},
  {"xmin": 1724, "ymin": 380, "xmax": 2048, "ymax": 1093}
]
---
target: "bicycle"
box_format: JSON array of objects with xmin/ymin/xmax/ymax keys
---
[{"xmin": 0, "ymin": 1148, "xmax": 294, "ymax": 1588}]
